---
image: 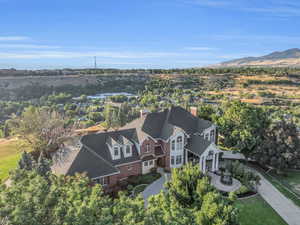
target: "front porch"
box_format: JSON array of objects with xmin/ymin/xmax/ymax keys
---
[{"xmin": 186, "ymin": 145, "xmax": 221, "ymax": 173}]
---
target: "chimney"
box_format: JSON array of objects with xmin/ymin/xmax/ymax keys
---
[
  {"xmin": 140, "ymin": 109, "xmax": 150, "ymax": 118},
  {"xmin": 190, "ymin": 107, "xmax": 197, "ymax": 117}
]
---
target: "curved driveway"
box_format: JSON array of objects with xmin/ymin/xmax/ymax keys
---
[{"xmin": 142, "ymin": 169, "xmax": 170, "ymax": 206}]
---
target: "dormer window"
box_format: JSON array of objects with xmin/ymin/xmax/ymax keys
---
[
  {"xmin": 177, "ymin": 136, "xmax": 183, "ymax": 150},
  {"xmin": 205, "ymin": 133, "xmax": 209, "ymax": 140},
  {"xmin": 123, "ymin": 144, "xmax": 132, "ymax": 158}
]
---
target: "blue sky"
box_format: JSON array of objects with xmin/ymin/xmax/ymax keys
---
[{"xmin": 0, "ymin": 0, "xmax": 300, "ymax": 69}]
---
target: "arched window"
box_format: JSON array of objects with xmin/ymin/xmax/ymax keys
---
[
  {"xmin": 177, "ymin": 136, "xmax": 183, "ymax": 150},
  {"xmin": 171, "ymin": 140, "xmax": 176, "ymax": 151}
]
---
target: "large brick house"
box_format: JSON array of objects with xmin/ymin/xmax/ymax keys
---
[{"xmin": 52, "ymin": 106, "xmax": 221, "ymax": 191}]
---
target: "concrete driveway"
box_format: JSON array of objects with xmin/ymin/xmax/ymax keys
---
[
  {"xmin": 142, "ymin": 168, "xmax": 170, "ymax": 206},
  {"xmin": 257, "ymin": 173, "xmax": 300, "ymax": 225}
]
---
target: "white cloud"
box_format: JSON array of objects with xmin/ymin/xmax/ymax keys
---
[
  {"xmin": 0, "ymin": 50, "xmax": 182, "ymax": 59},
  {"xmin": 183, "ymin": 0, "xmax": 300, "ymax": 17},
  {"xmin": 0, "ymin": 36, "xmax": 30, "ymax": 41},
  {"xmin": 0, "ymin": 44, "xmax": 61, "ymax": 49},
  {"xmin": 184, "ymin": 47, "xmax": 217, "ymax": 51}
]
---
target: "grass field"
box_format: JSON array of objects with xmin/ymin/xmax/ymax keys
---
[
  {"xmin": 0, "ymin": 138, "xmax": 30, "ymax": 181},
  {"xmin": 205, "ymin": 74, "xmax": 300, "ymax": 105},
  {"xmin": 235, "ymin": 195, "xmax": 287, "ymax": 225},
  {"xmin": 278, "ymin": 171, "xmax": 300, "ymax": 195}
]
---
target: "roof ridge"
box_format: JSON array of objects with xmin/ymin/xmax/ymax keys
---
[{"xmin": 158, "ymin": 108, "xmax": 171, "ymax": 137}]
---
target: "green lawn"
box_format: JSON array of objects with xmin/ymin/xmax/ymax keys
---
[
  {"xmin": 235, "ymin": 195, "xmax": 287, "ymax": 225},
  {"xmin": 275, "ymin": 171, "xmax": 300, "ymax": 195},
  {"xmin": 263, "ymin": 172, "xmax": 300, "ymax": 208},
  {"xmin": 0, "ymin": 138, "xmax": 30, "ymax": 181}
]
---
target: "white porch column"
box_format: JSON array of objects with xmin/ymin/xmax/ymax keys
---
[
  {"xmin": 212, "ymin": 153, "xmax": 216, "ymax": 172},
  {"xmin": 215, "ymin": 153, "xmax": 219, "ymax": 171},
  {"xmin": 185, "ymin": 149, "xmax": 188, "ymax": 164},
  {"xmin": 200, "ymin": 156, "xmax": 204, "ymax": 172},
  {"xmin": 199, "ymin": 156, "xmax": 202, "ymax": 171},
  {"xmin": 204, "ymin": 156, "xmax": 206, "ymax": 173}
]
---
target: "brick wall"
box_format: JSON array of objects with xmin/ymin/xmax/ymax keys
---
[
  {"xmin": 159, "ymin": 140, "xmax": 171, "ymax": 171},
  {"xmin": 116, "ymin": 161, "xmax": 142, "ymax": 178},
  {"xmin": 103, "ymin": 161, "xmax": 142, "ymax": 191},
  {"xmin": 140, "ymin": 138, "xmax": 156, "ymax": 156}
]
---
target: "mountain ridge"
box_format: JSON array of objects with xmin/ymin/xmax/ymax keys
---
[{"xmin": 214, "ymin": 48, "xmax": 300, "ymax": 67}]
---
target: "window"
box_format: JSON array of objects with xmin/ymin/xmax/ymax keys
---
[
  {"xmin": 145, "ymin": 143, "xmax": 150, "ymax": 153},
  {"xmin": 171, "ymin": 156, "xmax": 175, "ymax": 165},
  {"xmin": 205, "ymin": 133, "xmax": 209, "ymax": 140},
  {"xmin": 177, "ymin": 136, "xmax": 183, "ymax": 150},
  {"xmin": 144, "ymin": 161, "xmax": 148, "ymax": 167},
  {"xmin": 126, "ymin": 145, "xmax": 131, "ymax": 154},
  {"xmin": 95, "ymin": 177, "xmax": 108, "ymax": 186},
  {"xmin": 114, "ymin": 147, "xmax": 119, "ymax": 156},
  {"xmin": 210, "ymin": 130, "xmax": 215, "ymax": 141},
  {"xmin": 149, "ymin": 160, "xmax": 153, "ymax": 166},
  {"xmin": 176, "ymin": 155, "xmax": 182, "ymax": 165},
  {"xmin": 171, "ymin": 140, "xmax": 176, "ymax": 151}
]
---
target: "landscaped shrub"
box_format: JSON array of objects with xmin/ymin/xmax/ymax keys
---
[
  {"xmin": 234, "ymin": 185, "xmax": 250, "ymax": 196},
  {"xmin": 127, "ymin": 172, "xmax": 161, "ymax": 186},
  {"xmin": 226, "ymin": 160, "xmax": 260, "ymax": 191},
  {"xmin": 127, "ymin": 184, "xmax": 133, "ymax": 192}
]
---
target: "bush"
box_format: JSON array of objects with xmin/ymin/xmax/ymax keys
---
[
  {"xmin": 127, "ymin": 184, "xmax": 133, "ymax": 192},
  {"xmin": 127, "ymin": 172, "xmax": 161, "ymax": 186},
  {"xmin": 226, "ymin": 160, "xmax": 260, "ymax": 191},
  {"xmin": 234, "ymin": 185, "xmax": 250, "ymax": 195}
]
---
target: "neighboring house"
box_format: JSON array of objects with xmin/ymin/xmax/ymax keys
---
[{"xmin": 52, "ymin": 106, "xmax": 221, "ymax": 192}]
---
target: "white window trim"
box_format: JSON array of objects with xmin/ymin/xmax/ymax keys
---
[
  {"xmin": 123, "ymin": 144, "xmax": 133, "ymax": 158},
  {"xmin": 112, "ymin": 145, "xmax": 121, "ymax": 160},
  {"xmin": 171, "ymin": 140, "xmax": 176, "ymax": 151},
  {"xmin": 176, "ymin": 136, "xmax": 183, "ymax": 151},
  {"xmin": 170, "ymin": 132, "xmax": 185, "ymax": 168},
  {"xmin": 145, "ymin": 143, "xmax": 150, "ymax": 153},
  {"xmin": 94, "ymin": 177, "xmax": 108, "ymax": 186}
]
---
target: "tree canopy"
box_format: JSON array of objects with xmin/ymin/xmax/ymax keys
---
[
  {"xmin": 0, "ymin": 164, "xmax": 238, "ymax": 225},
  {"xmin": 216, "ymin": 100, "xmax": 269, "ymax": 157},
  {"xmin": 252, "ymin": 117, "xmax": 300, "ymax": 172}
]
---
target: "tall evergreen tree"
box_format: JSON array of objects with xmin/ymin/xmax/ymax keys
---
[
  {"xmin": 36, "ymin": 152, "xmax": 51, "ymax": 177},
  {"xmin": 18, "ymin": 151, "xmax": 35, "ymax": 171}
]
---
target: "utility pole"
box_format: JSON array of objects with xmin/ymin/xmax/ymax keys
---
[{"xmin": 94, "ymin": 56, "xmax": 97, "ymax": 69}]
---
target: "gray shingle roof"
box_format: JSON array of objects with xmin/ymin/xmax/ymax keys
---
[
  {"xmin": 186, "ymin": 134, "xmax": 212, "ymax": 156},
  {"xmin": 141, "ymin": 110, "xmax": 168, "ymax": 138},
  {"xmin": 81, "ymin": 128, "xmax": 140, "ymax": 166},
  {"xmin": 53, "ymin": 106, "xmax": 214, "ymax": 179},
  {"xmin": 52, "ymin": 147, "xmax": 119, "ymax": 178}
]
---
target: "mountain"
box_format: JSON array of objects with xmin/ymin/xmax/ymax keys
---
[{"xmin": 215, "ymin": 48, "xmax": 300, "ymax": 67}]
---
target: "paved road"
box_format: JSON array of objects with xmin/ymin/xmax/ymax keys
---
[
  {"xmin": 142, "ymin": 169, "xmax": 170, "ymax": 206},
  {"xmin": 257, "ymin": 174, "xmax": 300, "ymax": 225}
]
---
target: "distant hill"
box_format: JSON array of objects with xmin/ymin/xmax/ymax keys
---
[{"xmin": 214, "ymin": 48, "xmax": 300, "ymax": 67}]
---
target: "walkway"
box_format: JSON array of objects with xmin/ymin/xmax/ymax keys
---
[
  {"xmin": 209, "ymin": 172, "xmax": 241, "ymax": 192},
  {"xmin": 142, "ymin": 168, "xmax": 170, "ymax": 206},
  {"xmin": 257, "ymin": 173, "xmax": 300, "ymax": 225}
]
